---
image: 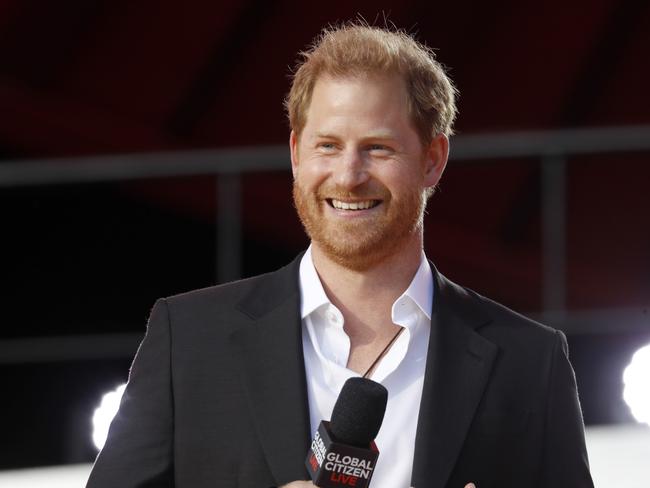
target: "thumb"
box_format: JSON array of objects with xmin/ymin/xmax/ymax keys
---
[{"xmin": 464, "ymin": 484, "xmax": 476, "ymax": 488}]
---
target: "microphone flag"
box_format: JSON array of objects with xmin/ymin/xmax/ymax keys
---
[{"xmin": 306, "ymin": 420, "xmax": 379, "ymax": 488}]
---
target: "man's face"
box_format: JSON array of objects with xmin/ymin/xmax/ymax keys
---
[{"xmin": 290, "ymin": 73, "xmax": 447, "ymax": 270}]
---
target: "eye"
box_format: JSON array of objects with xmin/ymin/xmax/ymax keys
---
[
  {"xmin": 317, "ymin": 142, "xmax": 337, "ymax": 151},
  {"xmin": 368, "ymin": 144, "xmax": 393, "ymax": 154}
]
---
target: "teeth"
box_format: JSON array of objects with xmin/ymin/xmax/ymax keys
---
[{"xmin": 331, "ymin": 199, "xmax": 376, "ymax": 210}]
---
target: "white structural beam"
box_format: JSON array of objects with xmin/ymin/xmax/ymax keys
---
[{"xmin": 1, "ymin": 126, "xmax": 649, "ymax": 187}]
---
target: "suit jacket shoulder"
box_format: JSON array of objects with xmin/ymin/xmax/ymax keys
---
[
  {"xmin": 165, "ymin": 255, "xmax": 301, "ymax": 321},
  {"xmin": 414, "ymin": 266, "xmax": 593, "ymax": 488}
]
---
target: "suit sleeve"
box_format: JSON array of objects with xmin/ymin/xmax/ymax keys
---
[
  {"xmin": 540, "ymin": 330, "xmax": 594, "ymax": 488},
  {"xmin": 86, "ymin": 299, "xmax": 174, "ymax": 488}
]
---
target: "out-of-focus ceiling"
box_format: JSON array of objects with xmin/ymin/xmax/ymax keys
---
[{"xmin": 0, "ymin": 0, "xmax": 647, "ymax": 157}]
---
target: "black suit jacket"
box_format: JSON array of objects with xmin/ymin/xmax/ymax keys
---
[{"xmin": 87, "ymin": 255, "xmax": 593, "ymax": 488}]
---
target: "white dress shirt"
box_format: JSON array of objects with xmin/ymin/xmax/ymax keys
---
[{"xmin": 299, "ymin": 246, "xmax": 433, "ymax": 488}]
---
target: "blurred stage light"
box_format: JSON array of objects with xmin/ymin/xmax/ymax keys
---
[
  {"xmin": 92, "ymin": 383, "xmax": 126, "ymax": 451},
  {"xmin": 623, "ymin": 344, "xmax": 650, "ymax": 426}
]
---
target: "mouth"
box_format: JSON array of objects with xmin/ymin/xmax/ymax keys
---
[{"xmin": 326, "ymin": 198, "xmax": 381, "ymax": 211}]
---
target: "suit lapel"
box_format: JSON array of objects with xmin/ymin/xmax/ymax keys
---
[
  {"xmin": 229, "ymin": 257, "xmax": 312, "ymax": 484},
  {"xmin": 412, "ymin": 267, "xmax": 498, "ymax": 488}
]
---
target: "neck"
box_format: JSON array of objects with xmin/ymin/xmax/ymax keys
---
[{"xmin": 310, "ymin": 233, "xmax": 423, "ymax": 334}]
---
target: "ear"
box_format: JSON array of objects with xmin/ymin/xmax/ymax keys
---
[
  {"xmin": 423, "ymin": 133, "xmax": 449, "ymax": 188},
  {"xmin": 289, "ymin": 130, "xmax": 299, "ymax": 178}
]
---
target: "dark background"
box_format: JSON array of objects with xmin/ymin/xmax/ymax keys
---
[{"xmin": 1, "ymin": 0, "xmax": 649, "ymax": 469}]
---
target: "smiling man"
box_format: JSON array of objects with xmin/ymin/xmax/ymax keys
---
[
  {"xmin": 87, "ymin": 23, "xmax": 594, "ymax": 488},
  {"xmin": 290, "ymin": 73, "xmax": 442, "ymax": 274}
]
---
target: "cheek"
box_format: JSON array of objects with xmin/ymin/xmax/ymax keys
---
[
  {"xmin": 379, "ymin": 167, "xmax": 419, "ymax": 192},
  {"xmin": 297, "ymin": 162, "xmax": 330, "ymax": 188}
]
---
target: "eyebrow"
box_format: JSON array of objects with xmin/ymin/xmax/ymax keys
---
[
  {"xmin": 313, "ymin": 131, "xmax": 398, "ymax": 141},
  {"xmin": 363, "ymin": 133, "xmax": 398, "ymax": 141},
  {"xmin": 312, "ymin": 132, "xmax": 340, "ymax": 140}
]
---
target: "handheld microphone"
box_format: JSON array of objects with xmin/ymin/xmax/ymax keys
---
[{"xmin": 305, "ymin": 377, "xmax": 388, "ymax": 488}]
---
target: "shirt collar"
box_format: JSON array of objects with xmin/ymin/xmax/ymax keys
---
[
  {"xmin": 299, "ymin": 246, "xmax": 331, "ymax": 319},
  {"xmin": 298, "ymin": 246, "xmax": 433, "ymax": 321},
  {"xmin": 392, "ymin": 251, "xmax": 433, "ymax": 322}
]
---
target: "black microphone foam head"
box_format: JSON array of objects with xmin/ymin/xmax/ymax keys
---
[{"xmin": 329, "ymin": 377, "xmax": 388, "ymax": 448}]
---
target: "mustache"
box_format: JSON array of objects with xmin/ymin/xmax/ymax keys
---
[{"xmin": 316, "ymin": 184, "xmax": 389, "ymax": 200}]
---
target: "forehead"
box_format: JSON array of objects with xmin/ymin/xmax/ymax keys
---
[
  {"xmin": 309, "ymin": 73, "xmax": 409, "ymax": 108},
  {"xmin": 303, "ymin": 73, "xmax": 413, "ymax": 134}
]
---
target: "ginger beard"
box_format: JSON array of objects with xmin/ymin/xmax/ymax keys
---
[{"xmin": 292, "ymin": 177, "xmax": 428, "ymax": 271}]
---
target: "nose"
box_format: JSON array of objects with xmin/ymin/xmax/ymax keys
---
[{"xmin": 333, "ymin": 148, "xmax": 369, "ymax": 189}]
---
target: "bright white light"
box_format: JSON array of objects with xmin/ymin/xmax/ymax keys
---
[
  {"xmin": 92, "ymin": 383, "xmax": 126, "ymax": 451},
  {"xmin": 623, "ymin": 344, "xmax": 650, "ymax": 426}
]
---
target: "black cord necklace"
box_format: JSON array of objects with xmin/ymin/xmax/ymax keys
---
[{"xmin": 362, "ymin": 326, "xmax": 405, "ymax": 378}]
